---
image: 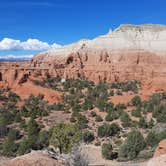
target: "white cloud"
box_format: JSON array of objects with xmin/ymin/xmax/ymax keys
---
[
  {"xmin": 0, "ymin": 54, "xmax": 33, "ymax": 60},
  {"xmin": 21, "ymin": 39, "xmax": 50, "ymax": 50},
  {"xmin": 0, "ymin": 38, "xmax": 61, "ymax": 51}
]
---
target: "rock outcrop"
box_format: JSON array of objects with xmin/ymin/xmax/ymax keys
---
[
  {"xmin": 146, "ymin": 139, "xmax": 166, "ymax": 166},
  {"xmin": 0, "ymin": 151, "xmax": 64, "ymax": 166},
  {"xmin": 0, "ymin": 62, "xmax": 62, "ymax": 103},
  {"xmin": 154, "ymin": 139, "xmax": 166, "ymax": 157}
]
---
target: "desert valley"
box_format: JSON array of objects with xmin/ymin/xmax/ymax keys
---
[{"xmin": 0, "ymin": 24, "xmax": 166, "ymax": 165}]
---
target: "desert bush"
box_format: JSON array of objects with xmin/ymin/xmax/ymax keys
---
[
  {"xmin": 27, "ymin": 119, "xmax": 40, "ymax": 137},
  {"xmin": 95, "ymin": 115, "xmax": 103, "ymax": 122},
  {"xmin": 131, "ymin": 95, "xmax": 142, "ymax": 107},
  {"xmin": 146, "ymin": 131, "xmax": 159, "ymax": 148},
  {"xmin": 21, "ymin": 94, "xmax": 50, "ymax": 118},
  {"xmin": 111, "ymin": 80, "xmax": 140, "ymax": 93},
  {"xmin": 7, "ymin": 129, "xmax": 20, "ymax": 141},
  {"xmin": 0, "ymin": 116, "xmax": 8, "ymax": 138},
  {"xmin": 138, "ymin": 117, "xmax": 148, "ymax": 129},
  {"xmin": 2, "ymin": 139, "xmax": 18, "ymax": 156},
  {"xmin": 82, "ymin": 99, "xmax": 93, "ymax": 110},
  {"xmin": 90, "ymin": 111, "xmax": 96, "ymax": 117},
  {"xmin": 98, "ymin": 123, "xmax": 120, "ymax": 137},
  {"xmin": 148, "ymin": 118, "xmax": 155, "ymax": 129},
  {"xmin": 14, "ymin": 113, "xmax": 22, "ymax": 122},
  {"xmin": 50, "ymin": 122, "xmax": 80, "ymax": 154},
  {"xmin": 131, "ymin": 108, "xmax": 142, "ymax": 117},
  {"xmin": 36, "ymin": 131, "xmax": 49, "ymax": 149},
  {"xmin": 76, "ymin": 113, "xmax": 89, "ymax": 129},
  {"xmin": 152, "ymin": 105, "xmax": 166, "ymax": 123},
  {"xmin": 17, "ymin": 139, "xmax": 31, "ymax": 155},
  {"xmin": 120, "ymin": 112, "xmax": 132, "ymax": 128},
  {"xmin": 105, "ymin": 112, "xmax": 113, "ymax": 121},
  {"xmin": 8, "ymin": 91, "xmax": 20, "ymax": 103},
  {"xmin": 118, "ymin": 130, "xmax": 145, "ymax": 160},
  {"xmin": 82, "ymin": 130, "xmax": 95, "ymax": 143},
  {"xmin": 102, "ymin": 143, "xmax": 113, "ymax": 160}
]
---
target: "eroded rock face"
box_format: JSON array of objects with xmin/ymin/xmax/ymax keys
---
[
  {"xmin": 1, "ymin": 24, "xmax": 166, "ymax": 92},
  {"xmin": 30, "ymin": 24, "xmax": 166, "ymax": 91}
]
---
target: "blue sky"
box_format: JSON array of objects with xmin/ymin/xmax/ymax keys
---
[{"xmin": 0, "ymin": 0, "xmax": 166, "ymax": 58}]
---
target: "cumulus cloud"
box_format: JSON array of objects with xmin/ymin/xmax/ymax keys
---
[{"xmin": 0, "ymin": 38, "xmax": 61, "ymax": 51}]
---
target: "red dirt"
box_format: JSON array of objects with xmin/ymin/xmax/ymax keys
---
[{"xmin": 12, "ymin": 81, "xmax": 62, "ymax": 104}]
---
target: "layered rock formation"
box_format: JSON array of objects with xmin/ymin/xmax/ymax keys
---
[
  {"xmin": 31, "ymin": 24, "xmax": 166, "ymax": 90},
  {"xmin": 0, "ymin": 62, "xmax": 62, "ymax": 103},
  {"xmin": 1, "ymin": 24, "xmax": 166, "ymax": 92}
]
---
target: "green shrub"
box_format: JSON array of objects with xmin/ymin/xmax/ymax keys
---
[
  {"xmin": 111, "ymin": 80, "xmax": 140, "ymax": 93},
  {"xmin": 131, "ymin": 96, "xmax": 142, "ymax": 107},
  {"xmin": 102, "ymin": 143, "xmax": 114, "ymax": 160},
  {"xmin": 120, "ymin": 112, "xmax": 132, "ymax": 128},
  {"xmin": 50, "ymin": 122, "xmax": 80, "ymax": 154},
  {"xmin": 95, "ymin": 115, "xmax": 103, "ymax": 122},
  {"xmin": 0, "ymin": 116, "xmax": 8, "ymax": 138},
  {"xmin": 116, "ymin": 90, "xmax": 122, "ymax": 95},
  {"xmin": 152, "ymin": 105, "xmax": 166, "ymax": 123},
  {"xmin": 70, "ymin": 116, "xmax": 76, "ymax": 123},
  {"xmin": 27, "ymin": 119, "xmax": 40, "ymax": 137},
  {"xmin": 2, "ymin": 139, "xmax": 18, "ymax": 157},
  {"xmin": 17, "ymin": 139, "xmax": 30, "ymax": 155},
  {"xmin": 19, "ymin": 119, "xmax": 26, "ymax": 129},
  {"xmin": 138, "ymin": 117, "xmax": 148, "ymax": 129},
  {"xmin": 98, "ymin": 123, "xmax": 120, "ymax": 137},
  {"xmin": 76, "ymin": 113, "xmax": 89, "ymax": 129},
  {"xmin": 146, "ymin": 131, "xmax": 159, "ymax": 148},
  {"xmin": 15, "ymin": 113, "xmax": 22, "ymax": 122},
  {"xmin": 7, "ymin": 129, "xmax": 20, "ymax": 141},
  {"xmin": 36, "ymin": 131, "xmax": 49, "ymax": 149},
  {"xmin": 105, "ymin": 113, "xmax": 113, "ymax": 122},
  {"xmin": 148, "ymin": 118, "xmax": 155, "ymax": 129},
  {"xmin": 82, "ymin": 99, "xmax": 94, "ymax": 110},
  {"xmin": 90, "ymin": 111, "xmax": 97, "ymax": 117},
  {"xmin": 131, "ymin": 108, "xmax": 142, "ymax": 117},
  {"xmin": 118, "ymin": 130, "xmax": 145, "ymax": 160},
  {"xmin": 83, "ymin": 131, "xmax": 95, "ymax": 143}
]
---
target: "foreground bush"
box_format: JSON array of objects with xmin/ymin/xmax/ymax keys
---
[
  {"xmin": 98, "ymin": 123, "xmax": 120, "ymax": 137},
  {"xmin": 66, "ymin": 145, "xmax": 89, "ymax": 166},
  {"xmin": 118, "ymin": 130, "xmax": 145, "ymax": 160},
  {"xmin": 82, "ymin": 131, "xmax": 95, "ymax": 143},
  {"xmin": 50, "ymin": 122, "xmax": 80, "ymax": 154},
  {"xmin": 102, "ymin": 143, "xmax": 118, "ymax": 160}
]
